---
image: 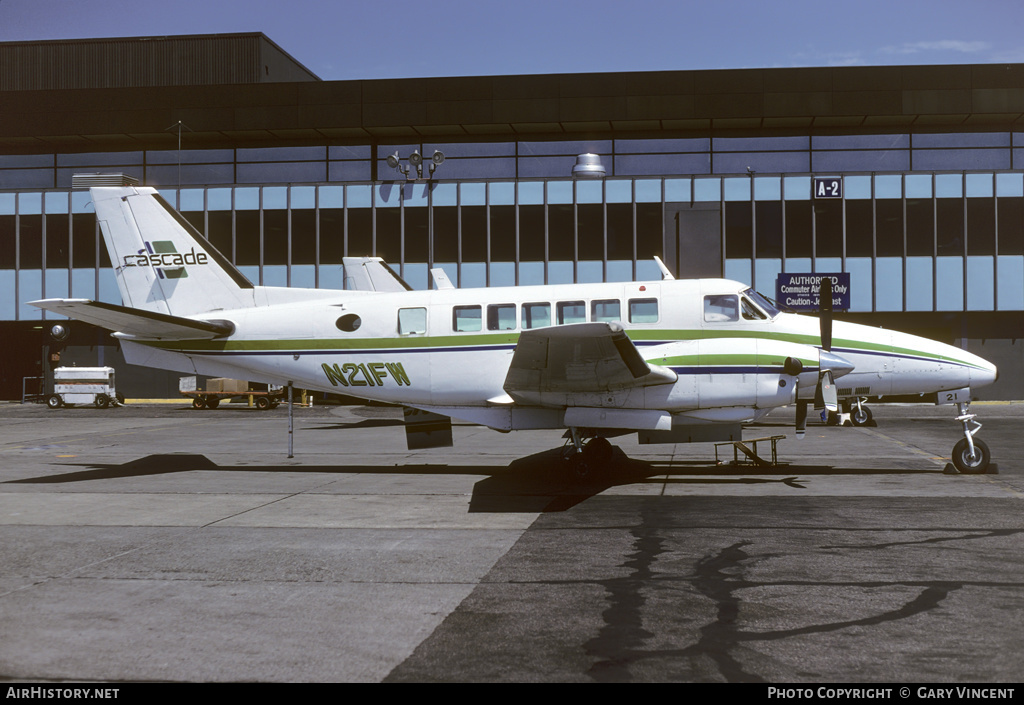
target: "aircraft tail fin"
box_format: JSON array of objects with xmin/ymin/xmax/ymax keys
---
[{"xmin": 91, "ymin": 186, "xmax": 255, "ymax": 316}]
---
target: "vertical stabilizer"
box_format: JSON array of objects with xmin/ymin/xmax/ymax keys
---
[{"xmin": 91, "ymin": 187, "xmax": 254, "ymax": 315}]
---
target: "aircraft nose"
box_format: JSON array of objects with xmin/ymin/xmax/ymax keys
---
[{"xmin": 971, "ymin": 359, "xmax": 998, "ymax": 389}]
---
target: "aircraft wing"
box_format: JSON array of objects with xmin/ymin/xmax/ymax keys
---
[
  {"xmin": 29, "ymin": 299, "xmax": 234, "ymax": 340},
  {"xmin": 504, "ymin": 322, "xmax": 676, "ymax": 399}
]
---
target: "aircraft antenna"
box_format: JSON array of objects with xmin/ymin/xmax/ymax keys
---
[{"xmin": 164, "ymin": 120, "xmax": 193, "ymax": 209}]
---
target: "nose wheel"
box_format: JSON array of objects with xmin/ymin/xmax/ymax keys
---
[{"xmin": 950, "ymin": 402, "xmax": 991, "ymax": 474}]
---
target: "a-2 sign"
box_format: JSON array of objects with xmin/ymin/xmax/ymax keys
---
[{"xmin": 814, "ymin": 177, "xmax": 842, "ymax": 199}]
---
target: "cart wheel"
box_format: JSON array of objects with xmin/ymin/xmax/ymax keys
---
[
  {"xmin": 115, "ymin": 393, "xmax": 125, "ymax": 406},
  {"xmin": 192, "ymin": 397, "xmax": 207, "ymax": 409},
  {"xmin": 95, "ymin": 394, "xmax": 110, "ymax": 409},
  {"xmin": 206, "ymin": 397, "xmax": 220, "ymax": 409},
  {"xmin": 47, "ymin": 394, "xmax": 62, "ymax": 409},
  {"xmin": 255, "ymin": 396, "xmax": 271, "ymax": 410}
]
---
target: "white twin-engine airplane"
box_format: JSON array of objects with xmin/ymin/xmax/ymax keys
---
[{"xmin": 32, "ymin": 186, "xmax": 999, "ymax": 474}]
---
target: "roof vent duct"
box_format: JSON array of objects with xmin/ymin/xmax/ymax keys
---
[
  {"xmin": 72, "ymin": 173, "xmax": 140, "ymax": 189},
  {"xmin": 571, "ymin": 153, "xmax": 606, "ymax": 179}
]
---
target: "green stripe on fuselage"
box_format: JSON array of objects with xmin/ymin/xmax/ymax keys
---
[{"xmin": 140, "ymin": 327, "xmax": 985, "ymax": 370}]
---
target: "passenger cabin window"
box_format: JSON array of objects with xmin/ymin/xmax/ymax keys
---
[
  {"xmin": 591, "ymin": 299, "xmax": 621, "ymax": 322},
  {"xmin": 487, "ymin": 304, "xmax": 517, "ymax": 331},
  {"xmin": 453, "ymin": 305, "xmax": 482, "ymax": 332},
  {"xmin": 703, "ymin": 295, "xmax": 739, "ymax": 322},
  {"xmin": 557, "ymin": 301, "xmax": 586, "ymax": 325},
  {"xmin": 398, "ymin": 307, "xmax": 427, "ymax": 335},
  {"xmin": 522, "ymin": 302, "xmax": 551, "ymax": 329},
  {"xmin": 628, "ymin": 298, "xmax": 659, "ymax": 323}
]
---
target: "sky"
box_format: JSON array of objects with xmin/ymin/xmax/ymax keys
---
[{"xmin": 2, "ymin": 0, "xmax": 1023, "ymax": 81}]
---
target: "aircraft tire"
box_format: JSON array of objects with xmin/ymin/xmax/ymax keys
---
[
  {"xmin": 95, "ymin": 394, "xmax": 110, "ymax": 409},
  {"xmin": 952, "ymin": 437, "xmax": 990, "ymax": 474},
  {"xmin": 568, "ymin": 452, "xmax": 591, "ymax": 480},
  {"xmin": 46, "ymin": 394, "xmax": 62, "ymax": 409},
  {"xmin": 851, "ymin": 406, "xmax": 873, "ymax": 426},
  {"xmin": 582, "ymin": 437, "xmax": 613, "ymax": 467}
]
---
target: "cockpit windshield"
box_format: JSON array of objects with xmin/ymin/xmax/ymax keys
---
[{"xmin": 742, "ymin": 288, "xmax": 780, "ymax": 320}]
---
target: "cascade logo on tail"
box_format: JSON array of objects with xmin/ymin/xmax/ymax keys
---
[{"xmin": 124, "ymin": 240, "xmax": 209, "ymax": 279}]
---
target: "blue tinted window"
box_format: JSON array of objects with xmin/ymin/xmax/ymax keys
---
[
  {"xmin": 812, "ymin": 134, "xmax": 909, "ymax": 149},
  {"xmin": 519, "ymin": 140, "xmax": 612, "ymax": 156},
  {"xmin": 615, "ymin": 153, "xmax": 710, "ymax": 176},
  {"xmin": 783, "ymin": 176, "xmax": 811, "ymax": 200},
  {"xmin": 616, "ymin": 138, "xmax": 709, "ymax": 153},
  {"xmin": 328, "ymin": 145, "xmax": 372, "ymax": 159},
  {"xmin": 57, "ymin": 151, "xmax": 143, "ymax": 166},
  {"xmin": 146, "ymin": 149, "xmax": 233, "ymax": 165},
  {"xmin": 714, "ymin": 136, "xmax": 809, "ymax": 151},
  {"xmin": 426, "ymin": 142, "xmax": 514, "ymax": 157},
  {"xmin": 914, "ymin": 149, "xmax": 1009, "ymax": 171},
  {"xmin": 635, "ymin": 180, "xmax": 661, "ymax": 203},
  {"xmin": 905, "ymin": 174, "xmax": 932, "ymax": 199},
  {"xmin": 694, "ymin": 178, "xmax": 721, "ymax": 202},
  {"xmin": 812, "ymin": 150, "xmax": 909, "ymax": 172},
  {"xmin": 714, "ymin": 151, "xmax": 809, "ymax": 174},
  {"xmin": 237, "ymin": 146, "xmax": 325, "ymax": 161},
  {"xmin": 913, "ymin": 133, "xmax": 1010, "ymax": 148}
]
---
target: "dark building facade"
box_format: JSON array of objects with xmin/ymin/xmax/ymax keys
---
[{"xmin": 1, "ymin": 34, "xmax": 1022, "ymax": 400}]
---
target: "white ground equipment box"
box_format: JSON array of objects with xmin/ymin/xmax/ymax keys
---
[{"xmin": 48, "ymin": 367, "xmax": 123, "ymax": 409}]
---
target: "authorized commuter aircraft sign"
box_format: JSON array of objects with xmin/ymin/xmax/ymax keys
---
[
  {"xmin": 30, "ymin": 185, "xmax": 999, "ymax": 475},
  {"xmin": 776, "ymin": 273, "xmax": 851, "ymax": 311}
]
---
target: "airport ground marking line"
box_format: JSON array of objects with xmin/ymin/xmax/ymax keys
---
[{"xmin": 854, "ymin": 426, "xmax": 946, "ymax": 467}]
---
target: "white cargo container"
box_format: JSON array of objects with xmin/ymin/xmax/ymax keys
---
[{"xmin": 48, "ymin": 367, "xmax": 122, "ymax": 409}]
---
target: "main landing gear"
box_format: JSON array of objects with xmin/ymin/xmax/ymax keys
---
[
  {"xmin": 826, "ymin": 398, "xmax": 874, "ymax": 427},
  {"xmin": 950, "ymin": 401, "xmax": 991, "ymax": 474},
  {"xmin": 561, "ymin": 428, "xmax": 614, "ymax": 478}
]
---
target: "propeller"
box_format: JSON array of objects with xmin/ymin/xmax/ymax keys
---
[{"xmin": 796, "ymin": 278, "xmax": 843, "ymax": 439}]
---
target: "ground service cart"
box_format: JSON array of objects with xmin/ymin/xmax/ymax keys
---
[
  {"xmin": 179, "ymin": 376, "xmax": 285, "ymax": 410},
  {"xmin": 48, "ymin": 367, "xmax": 123, "ymax": 409}
]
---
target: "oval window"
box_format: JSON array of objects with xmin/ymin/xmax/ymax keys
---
[{"xmin": 336, "ymin": 314, "xmax": 361, "ymax": 332}]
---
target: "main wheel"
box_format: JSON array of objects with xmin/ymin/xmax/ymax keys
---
[
  {"xmin": 94, "ymin": 394, "xmax": 109, "ymax": 409},
  {"xmin": 851, "ymin": 405, "xmax": 873, "ymax": 426},
  {"xmin": 952, "ymin": 437, "xmax": 990, "ymax": 474},
  {"xmin": 567, "ymin": 452, "xmax": 591, "ymax": 479},
  {"xmin": 582, "ymin": 437, "xmax": 613, "ymax": 467},
  {"xmin": 47, "ymin": 394, "xmax": 62, "ymax": 409}
]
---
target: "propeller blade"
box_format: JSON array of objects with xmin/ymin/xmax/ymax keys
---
[
  {"xmin": 795, "ymin": 400, "xmax": 807, "ymax": 439},
  {"xmin": 819, "ymin": 277, "xmax": 833, "ymax": 352},
  {"xmin": 813, "ymin": 370, "xmax": 838, "ymax": 412}
]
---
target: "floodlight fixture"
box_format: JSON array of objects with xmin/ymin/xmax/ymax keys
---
[{"xmin": 572, "ymin": 153, "xmax": 606, "ymax": 179}]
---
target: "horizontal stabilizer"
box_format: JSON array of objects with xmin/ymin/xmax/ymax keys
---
[
  {"xmin": 29, "ymin": 299, "xmax": 234, "ymax": 340},
  {"xmin": 343, "ymin": 257, "xmax": 412, "ymax": 292}
]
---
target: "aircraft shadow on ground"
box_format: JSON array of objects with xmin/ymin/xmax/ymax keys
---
[{"xmin": 5, "ymin": 447, "xmax": 939, "ymax": 513}]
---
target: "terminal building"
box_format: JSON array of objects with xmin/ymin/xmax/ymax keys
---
[{"xmin": 1, "ymin": 33, "xmax": 1022, "ymax": 400}]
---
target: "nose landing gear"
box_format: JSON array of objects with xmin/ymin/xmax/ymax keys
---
[{"xmin": 950, "ymin": 402, "xmax": 991, "ymax": 474}]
